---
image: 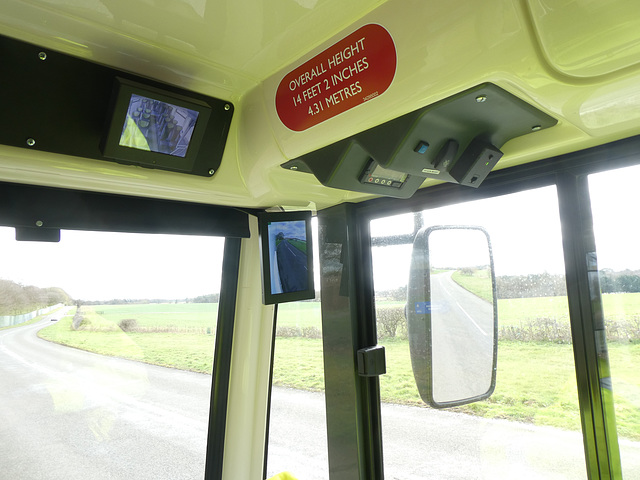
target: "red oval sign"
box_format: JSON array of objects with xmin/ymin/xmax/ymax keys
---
[{"xmin": 276, "ymin": 24, "xmax": 396, "ymax": 131}]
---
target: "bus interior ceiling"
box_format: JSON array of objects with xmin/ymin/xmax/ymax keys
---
[{"xmin": 1, "ymin": 0, "xmax": 640, "ymax": 209}]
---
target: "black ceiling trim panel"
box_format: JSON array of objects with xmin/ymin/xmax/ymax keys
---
[
  {"xmin": 0, "ymin": 182, "xmax": 250, "ymax": 238},
  {"xmin": 0, "ymin": 34, "xmax": 233, "ymax": 177}
]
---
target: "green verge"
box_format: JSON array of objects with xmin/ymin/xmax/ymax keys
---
[
  {"xmin": 276, "ymin": 302, "xmax": 322, "ymax": 328},
  {"xmin": 272, "ymin": 336, "xmax": 640, "ymax": 441},
  {"xmin": 36, "ymin": 302, "xmax": 640, "ymax": 440},
  {"xmin": 455, "ymin": 270, "xmax": 640, "ymax": 328},
  {"xmin": 272, "ymin": 337, "xmax": 325, "ymax": 391},
  {"xmin": 93, "ymin": 303, "xmax": 218, "ymax": 328},
  {"xmin": 38, "ymin": 305, "xmax": 217, "ymax": 373},
  {"xmin": 274, "ymin": 338, "xmax": 584, "ymax": 425},
  {"xmin": 287, "ymin": 239, "xmax": 307, "ymax": 255},
  {"xmin": 451, "ymin": 269, "xmax": 493, "ymax": 302}
]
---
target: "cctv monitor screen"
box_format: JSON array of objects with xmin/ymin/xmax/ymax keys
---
[
  {"xmin": 259, "ymin": 211, "xmax": 315, "ymax": 304},
  {"xmin": 119, "ymin": 94, "xmax": 200, "ymax": 158},
  {"xmin": 101, "ymin": 77, "xmax": 214, "ymax": 175}
]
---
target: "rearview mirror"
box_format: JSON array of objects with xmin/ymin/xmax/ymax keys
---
[{"xmin": 407, "ymin": 225, "xmax": 497, "ymax": 408}]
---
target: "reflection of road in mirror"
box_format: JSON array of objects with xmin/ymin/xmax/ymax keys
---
[
  {"xmin": 431, "ymin": 271, "xmax": 494, "ymax": 404},
  {"xmin": 275, "ymin": 238, "xmax": 308, "ymax": 293}
]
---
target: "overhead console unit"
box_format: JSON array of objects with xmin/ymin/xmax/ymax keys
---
[
  {"xmin": 0, "ymin": 34, "xmax": 233, "ymax": 177},
  {"xmin": 282, "ymin": 84, "xmax": 557, "ymax": 198}
]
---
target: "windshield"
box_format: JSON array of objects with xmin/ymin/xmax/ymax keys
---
[{"xmin": 0, "ymin": 228, "xmax": 224, "ymax": 479}]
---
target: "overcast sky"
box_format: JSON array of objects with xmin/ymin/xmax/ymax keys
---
[{"xmin": 0, "ymin": 229, "xmax": 224, "ymax": 301}]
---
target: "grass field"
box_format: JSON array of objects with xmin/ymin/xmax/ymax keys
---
[
  {"xmin": 361, "ymin": 338, "xmax": 582, "ymax": 430},
  {"xmin": 270, "ymin": 291, "xmax": 640, "ymax": 330},
  {"xmin": 38, "ymin": 304, "xmax": 218, "ymax": 372},
  {"xmin": 93, "ymin": 303, "xmax": 218, "ymax": 328},
  {"xmin": 276, "ymin": 302, "xmax": 322, "ymax": 328},
  {"xmin": 287, "ymin": 239, "xmax": 307, "ymax": 255},
  {"xmin": 37, "ymin": 300, "xmax": 640, "ymax": 440},
  {"xmin": 451, "ymin": 269, "xmax": 493, "ymax": 302},
  {"xmin": 278, "ymin": 294, "xmax": 640, "ymax": 328}
]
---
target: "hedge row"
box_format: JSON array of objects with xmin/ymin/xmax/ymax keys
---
[{"xmin": 276, "ymin": 309, "xmax": 640, "ymax": 343}]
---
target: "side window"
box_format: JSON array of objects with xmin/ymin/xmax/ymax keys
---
[
  {"xmin": 0, "ymin": 229, "xmax": 223, "ymax": 479},
  {"xmin": 371, "ymin": 186, "xmax": 588, "ymax": 478},
  {"xmin": 266, "ymin": 220, "xmax": 328, "ymax": 480},
  {"xmin": 589, "ymin": 166, "xmax": 640, "ymax": 478}
]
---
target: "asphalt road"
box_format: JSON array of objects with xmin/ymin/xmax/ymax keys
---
[
  {"xmin": 430, "ymin": 271, "xmax": 495, "ymax": 403},
  {"xmin": 2, "ymin": 311, "xmax": 639, "ymax": 480},
  {"xmin": 276, "ymin": 239, "xmax": 308, "ymax": 293},
  {"xmin": 0, "ymin": 310, "xmax": 211, "ymax": 480},
  {"xmin": 270, "ymin": 387, "xmax": 640, "ymax": 480}
]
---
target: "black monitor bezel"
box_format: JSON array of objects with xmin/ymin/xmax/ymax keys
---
[
  {"xmin": 101, "ymin": 77, "xmax": 212, "ymax": 173},
  {"xmin": 258, "ymin": 211, "xmax": 315, "ymax": 305}
]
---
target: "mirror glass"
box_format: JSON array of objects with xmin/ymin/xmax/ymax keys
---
[{"xmin": 408, "ymin": 226, "xmax": 497, "ymax": 407}]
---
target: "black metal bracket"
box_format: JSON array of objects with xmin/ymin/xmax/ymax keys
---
[
  {"xmin": 357, "ymin": 345, "xmax": 386, "ymax": 377},
  {"xmin": 0, "ymin": 34, "xmax": 233, "ymax": 177},
  {"xmin": 283, "ymin": 83, "xmax": 556, "ymax": 198}
]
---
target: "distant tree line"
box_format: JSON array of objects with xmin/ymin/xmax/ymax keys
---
[
  {"xmin": 186, "ymin": 293, "xmax": 220, "ymax": 303},
  {"xmin": 496, "ymin": 273, "xmax": 567, "ymax": 299},
  {"xmin": 62, "ymin": 269, "xmax": 640, "ymax": 307},
  {"xmin": 375, "ymin": 286, "xmax": 408, "ymax": 302},
  {"xmin": 498, "ymin": 270, "xmax": 640, "ymax": 298},
  {"xmin": 376, "ymin": 277, "xmax": 567, "ymax": 302},
  {"xmin": 599, "ymin": 269, "xmax": 640, "ymax": 294},
  {"xmin": 375, "ymin": 270, "xmax": 640, "ymax": 302},
  {"xmin": 0, "ymin": 279, "xmax": 71, "ymax": 316},
  {"xmin": 78, "ymin": 293, "xmax": 222, "ymax": 306},
  {"xmin": 78, "ymin": 298, "xmax": 172, "ymax": 306}
]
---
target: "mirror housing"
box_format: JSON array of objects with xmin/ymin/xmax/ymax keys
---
[{"xmin": 407, "ymin": 225, "xmax": 497, "ymax": 408}]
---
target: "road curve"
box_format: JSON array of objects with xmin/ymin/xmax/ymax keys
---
[
  {"xmin": 2, "ymin": 312, "xmax": 639, "ymax": 480},
  {"xmin": 430, "ymin": 271, "xmax": 495, "ymax": 403},
  {"xmin": 0, "ymin": 311, "xmax": 211, "ymax": 480}
]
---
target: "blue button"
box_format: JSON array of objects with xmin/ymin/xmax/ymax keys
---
[{"xmin": 414, "ymin": 141, "xmax": 429, "ymax": 154}]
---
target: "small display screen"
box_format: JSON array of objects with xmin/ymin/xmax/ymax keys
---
[
  {"xmin": 119, "ymin": 94, "xmax": 200, "ymax": 158},
  {"xmin": 360, "ymin": 159, "xmax": 409, "ymax": 188},
  {"xmin": 370, "ymin": 164, "xmax": 408, "ymax": 183},
  {"xmin": 266, "ymin": 220, "xmax": 309, "ymax": 294}
]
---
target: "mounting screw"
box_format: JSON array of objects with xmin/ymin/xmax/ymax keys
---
[
  {"xmin": 532, "ymin": 125, "xmax": 542, "ymax": 131},
  {"xmin": 26, "ymin": 138, "xmax": 36, "ymax": 147},
  {"xmin": 475, "ymin": 95, "xmax": 487, "ymax": 103},
  {"xmin": 35, "ymin": 220, "xmax": 44, "ymax": 227},
  {"xmin": 290, "ymin": 166, "xmax": 298, "ymax": 171},
  {"xmin": 38, "ymin": 51, "xmax": 47, "ymax": 61},
  {"xmin": 208, "ymin": 169, "xmax": 215, "ymax": 175},
  {"xmin": 224, "ymin": 104, "xmax": 231, "ymax": 111}
]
